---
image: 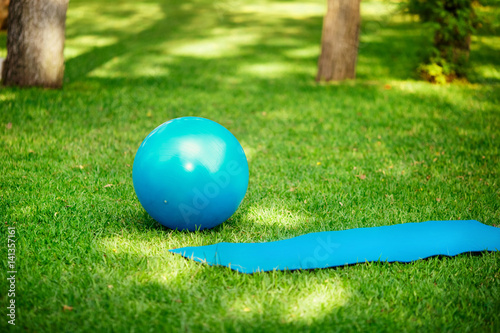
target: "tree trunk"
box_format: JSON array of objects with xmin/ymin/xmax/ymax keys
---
[
  {"xmin": 2, "ymin": 0, "xmax": 69, "ymax": 88},
  {"xmin": 316, "ymin": 0, "xmax": 361, "ymax": 82}
]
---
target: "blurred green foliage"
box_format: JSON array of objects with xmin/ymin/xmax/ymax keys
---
[{"xmin": 405, "ymin": 0, "xmax": 482, "ymax": 83}]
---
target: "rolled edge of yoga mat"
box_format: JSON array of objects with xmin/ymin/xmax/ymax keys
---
[{"xmin": 169, "ymin": 220, "xmax": 500, "ymax": 274}]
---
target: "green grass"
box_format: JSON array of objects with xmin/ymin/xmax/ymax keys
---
[{"xmin": 1, "ymin": 0, "xmax": 499, "ymax": 331}]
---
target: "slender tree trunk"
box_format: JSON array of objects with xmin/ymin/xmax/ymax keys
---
[
  {"xmin": 2, "ymin": 0, "xmax": 69, "ymax": 88},
  {"xmin": 316, "ymin": 0, "xmax": 361, "ymax": 82},
  {"xmin": 435, "ymin": 32, "xmax": 471, "ymax": 64}
]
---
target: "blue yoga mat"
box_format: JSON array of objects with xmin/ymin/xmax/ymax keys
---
[{"xmin": 169, "ymin": 220, "xmax": 500, "ymax": 273}]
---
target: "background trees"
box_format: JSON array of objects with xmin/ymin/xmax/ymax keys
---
[
  {"xmin": 406, "ymin": 0, "xmax": 482, "ymax": 83},
  {"xmin": 0, "ymin": 0, "xmax": 487, "ymax": 87},
  {"xmin": 1, "ymin": 0, "xmax": 69, "ymax": 88}
]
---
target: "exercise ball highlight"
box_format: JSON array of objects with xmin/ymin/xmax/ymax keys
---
[{"xmin": 132, "ymin": 117, "xmax": 249, "ymax": 231}]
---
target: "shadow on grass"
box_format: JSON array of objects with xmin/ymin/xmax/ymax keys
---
[
  {"xmin": 29, "ymin": 233, "xmax": 497, "ymax": 332},
  {"xmin": 63, "ymin": 0, "xmax": 428, "ymax": 86}
]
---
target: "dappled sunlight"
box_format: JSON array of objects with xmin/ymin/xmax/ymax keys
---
[
  {"xmin": 89, "ymin": 54, "xmax": 174, "ymax": 78},
  {"xmin": 0, "ymin": 90, "xmax": 16, "ymax": 102},
  {"xmin": 9, "ymin": 204, "xmax": 36, "ymax": 221},
  {"xmin": 64, "ymin": 2, "xmax": 165, "ymax": 64},
  {"xmin": 2, "ymin": 0, "xmax": 500, "ymax": 331},
  {"xmin": 283, "ymin": 279, "xmax": 350, "ymax": 324},
  {"xmin": 167, "ymin": 32, "xmax": 259, "ymax": 58},
  {"xmin": 470, "ymin": 36, "xmax": 500, "ymax": 82},
  {"xmin": 473, "ymin": 36, "xmax": 500, "ymax": 51},
  {"xmin": 284, "ymin": 45, "xmax": 320, "ymax": 59},
  {"xmin": 261, "ymin": 109, "xmax": 297, "ymax": 121},
  {"xmin": 4, "ymin": 0, "xmax": 497, "ymax": 84},
  {"xmin": 245, "ymin": 205, "xmax": 311, "ymax": 229},
  {"xmin": 62, "ymin": 0, "xmax": 325, "ymax": 79},
  {"xmin": 240, "ymin": 1, "xmax": 325, "ymax": 19},
  {"xmin": 66, "ymin": 2, "xmax": 164, "ymax": 36},
  {"xmin": 242, "ymin": 144, "xmax": 257, "ymax": 162},
  {"xmin": 473, "ymin": 65, "xmax": 500, "ymax": 81},
  {"xmin": 97, "ymin": 233, "xmax": 211, "ymax": 289},
  {"xmin": 262, "ymin": 35, "xmax": 307, "ymax": 48},
  {"xmin": 361, "ymin": 0, "xmax": 397, "ymax": 19},
  {"xmin": 99, "ymin": 233, "xmax": 173, "ymax": 257},
  {"xmin": 65, "ymin": 35, "xmax": 118, "ymax": 59},
  {"xmin": 395, "ymin": 81, "xmax": 489, "ymax": 109},
  {"xmin": 222, "ymin": 276, "xmax": 351, "ymax": 324},
  {"xmin": 225, "ymin": 295, "xmax": 267, "ymax": 318},
  {"xmin": 239, "ymin": 62, "xmax": 313, "ymax": 79}
]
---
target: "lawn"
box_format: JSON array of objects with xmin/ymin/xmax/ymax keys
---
[{"xmin": 1, "ymin": 0, "xmax": 499, "ymax": 331}]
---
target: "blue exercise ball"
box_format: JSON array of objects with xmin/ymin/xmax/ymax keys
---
[{"xmin": 133, "ymin": 117, "xmax": 249, "ymax": 231}]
